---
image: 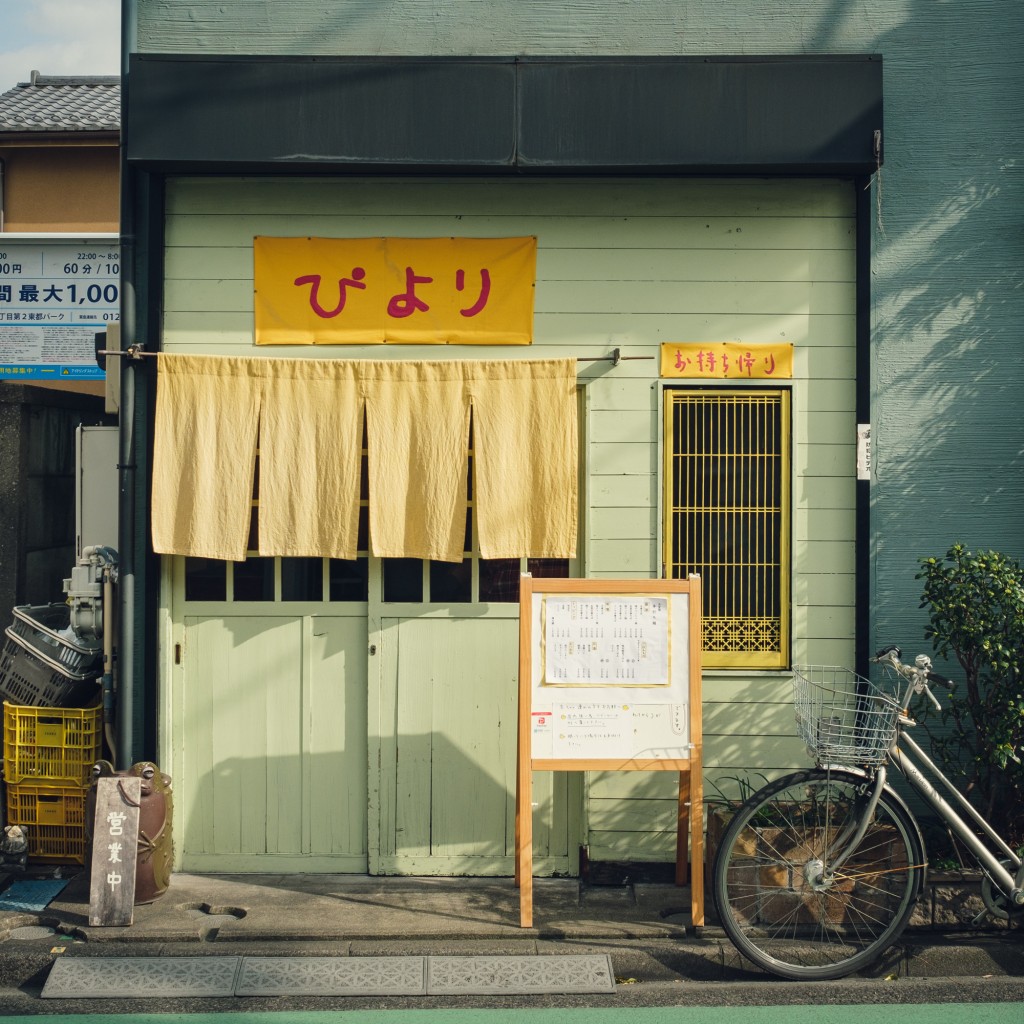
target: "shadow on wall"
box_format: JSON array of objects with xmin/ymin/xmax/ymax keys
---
[
  {"xmin": 176, "ymin": 738, "xmax": 570, "ymax": 873},
  {"xmin": 857, "ymin": 8, "xmax": 1023, "ymax": 634}
]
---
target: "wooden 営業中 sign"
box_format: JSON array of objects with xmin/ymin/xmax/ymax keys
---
[
  {"xmin": 515, "ymin": 576, "xmax": 703, "ymax": 929},
  {"xmin": 88, "ymin": 776, "xmax": 141, "ymax": 927}
]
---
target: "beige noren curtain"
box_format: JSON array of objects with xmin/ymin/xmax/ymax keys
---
[{"xmin": 152, "ymin": 354, "xmax": 577, "ymax": 563}]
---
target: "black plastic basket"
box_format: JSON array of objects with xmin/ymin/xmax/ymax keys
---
[
  {"xmin": 0, "ymin": 630, "xmax": 100, "ymax": 708},
  {"xmin": 8, "ymin": 603, "xmax": 101, "ymax": 675}
]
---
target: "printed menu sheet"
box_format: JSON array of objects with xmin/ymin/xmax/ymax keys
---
[{"xmin": 541, "ymin": 595, "xmax": 670, "ymax": 686}]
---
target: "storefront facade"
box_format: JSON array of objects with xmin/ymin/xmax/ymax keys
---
[
  {"xmin": 155, "ymin": 174, "xmax": 860, "ymax": 873},
  {"xmin": 115, "ymin": 47, "xmax": 883, "ymax": 874}
]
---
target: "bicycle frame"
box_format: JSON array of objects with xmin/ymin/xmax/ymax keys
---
[
  {"xmin": 874, "ymin": 651, "xmax": 1024, "ymax": 907},
  {"xmin": 888, "ymin": 724, "xmax": 1023, "ymax": 899},
  {"xmin": 818, "ymin": 765, "xmax": 891, "ymax": 879}
]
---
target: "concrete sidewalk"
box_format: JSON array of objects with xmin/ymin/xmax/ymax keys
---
[
  {"xmin": 10, "ymin": 872, "xmax": 696, "ymax": 944},
  {"xmin": 0, "ymin": 871, "xmax": 1021, "ymax": 982}
]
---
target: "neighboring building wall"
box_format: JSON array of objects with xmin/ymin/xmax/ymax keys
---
[
  {"xmin": 0, "ymin": 145, "xmax": 118, "ymax": 232},
  {"xmin": 138, "ymin": 0, "xmax": 1024, "ymax": 680},
  {"xmin": 0, "ymin": 386, "xmax": 97, "ymax": 617},
  {"xmin": 0, "ymin": 75, "xmax": 118, "ymax": 611}
]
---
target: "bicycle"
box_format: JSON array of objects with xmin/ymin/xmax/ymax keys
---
[{"xmin": 710, "ymin": 645, "xmax": 1024, "ymax": 980}]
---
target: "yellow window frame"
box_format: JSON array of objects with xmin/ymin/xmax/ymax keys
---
[{"xmin": 664, "ymin": 388, "xmax": 791, "ymax": 669}]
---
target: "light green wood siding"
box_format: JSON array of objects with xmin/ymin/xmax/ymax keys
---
[{"xmin": 163, "ymin": 176, "xmax": 855, "ymax": 870}]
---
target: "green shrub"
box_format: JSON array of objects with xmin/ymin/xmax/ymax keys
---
[{"xmin": 916, "ymin": 543, "xmax": 1024, "ymax": 839}]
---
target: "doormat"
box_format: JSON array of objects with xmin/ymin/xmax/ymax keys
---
[
  {"xmin": 43, "ymin": 954, "xmax": 616, "ymax": 998},
  {"xmin": 0, "ymin": 878, "xmax": 70, "ymax": 913}
]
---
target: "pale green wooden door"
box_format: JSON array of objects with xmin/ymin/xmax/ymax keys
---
[
  {"xmin": 170, "ymin": 555, "xmax": 574, "ymax": 876},
  {"xmin": 174, "ymin": 609, "xmax": 368, "ymax": 873},
  {"xmin": 372, "ymin": 614, "xmax": 576, "ymax": 876}
]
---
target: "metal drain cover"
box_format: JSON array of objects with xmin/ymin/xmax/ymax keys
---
[{"xmin": 8, "ymin": 925, "xmax": 56, "ymax": 941}]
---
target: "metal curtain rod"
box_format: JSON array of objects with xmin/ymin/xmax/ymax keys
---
[
  {"xmin": 98, "ymin": 347, "xmax": 654, "ymax": 365},
  {"xmin": 577, "ymin": 348, "xmax": 655, "ymax": 366},
  {"xmin": 98, "ymin": 347, "xmax": 151, "ymax": 359}
]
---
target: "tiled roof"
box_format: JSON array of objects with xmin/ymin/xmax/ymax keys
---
[{"xmin": 0, "ymin": 71, "xmax": 120, "ymax": 133}]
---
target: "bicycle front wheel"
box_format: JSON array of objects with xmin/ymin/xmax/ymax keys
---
[{"xmin": 712, "ymin": 768, "xmax": 925, "ymax": 980}]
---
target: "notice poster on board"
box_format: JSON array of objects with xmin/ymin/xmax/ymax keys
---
[
  {"xmin": 534, "ymin": 700, "xmax": 690, "ymax": 761},
  {"xmin": 531, "ymin": 701, "xmax": 689, "ymax": 761}
]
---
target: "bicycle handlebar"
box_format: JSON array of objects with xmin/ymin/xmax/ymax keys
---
[
  {"xmin": 871, "ymin": 647, "xmax": 956, "ymax": 682},
  {"xmin": 870, "ymin": 645, "xmax": 957, "ymax": 711}
]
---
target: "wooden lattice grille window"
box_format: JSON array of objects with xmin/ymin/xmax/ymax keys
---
[{"xmin": 665, "ymin": 389, "xmax": 790, "ymax": 668}]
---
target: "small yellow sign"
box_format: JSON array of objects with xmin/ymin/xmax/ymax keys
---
[
  {"xmin": 254, "ymin": 236, "xmax": 536, "ymax": 345},
  {"xmin": 660, "ymin": 342, "xmax": 794, "ymax": 380}
]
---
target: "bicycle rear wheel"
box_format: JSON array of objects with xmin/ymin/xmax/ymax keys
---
[{"xmin": 712, "ymin": 768, "xmax": 925, "ymax": 980}]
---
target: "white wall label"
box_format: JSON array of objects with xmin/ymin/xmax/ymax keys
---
[{"xmin": 857, "ymin": 423, "xmax": 872, "ymax": 481}]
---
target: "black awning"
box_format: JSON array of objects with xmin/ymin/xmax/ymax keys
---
[{"xmin": 125, "ymin": 54, "xmax": 882, "ymax": 175}]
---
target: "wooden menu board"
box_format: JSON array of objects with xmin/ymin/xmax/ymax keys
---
[{"xmin": 515, "ymin": 576, "xmax": 703, "ymax": 928}]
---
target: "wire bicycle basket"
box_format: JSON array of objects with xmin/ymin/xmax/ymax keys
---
[{"xmin": 793, "ymin": 665, "xmax": 903, "ymax": 767}]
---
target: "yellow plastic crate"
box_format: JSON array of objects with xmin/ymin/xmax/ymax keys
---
[
  {"xmin": 5, "ymin": 782, "xmax": 87, "ymax": 864},
  {"xmin": 3, "ymin": 701, "xmax": 103, "ymax": 785}
]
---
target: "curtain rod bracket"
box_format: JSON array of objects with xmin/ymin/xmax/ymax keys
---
[{"xmin": 98, "ymin": 346, "xmax": 149, "ymax": 361}]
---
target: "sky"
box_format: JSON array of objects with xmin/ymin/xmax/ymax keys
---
[{"xmin": 0, "ymin": 0, "xmax": 120, "ymax": 92}]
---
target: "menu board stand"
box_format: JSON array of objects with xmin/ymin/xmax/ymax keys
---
[{"xmin": 515, "ymin": 576, "xmax": 703, "ymax": 930}]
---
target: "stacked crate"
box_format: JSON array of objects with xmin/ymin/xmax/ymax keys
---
[
  {"xmin": 3, "ymin": 703, "xmax": 101, "ymax": 862},
  {"xmin": 0, "ymin": 604, "xmax": 103, "ymax": 864}
]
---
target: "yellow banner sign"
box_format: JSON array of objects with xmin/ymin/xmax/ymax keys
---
[
  {"xmin": 660, "ymin": 342, "xmax": 794, "ymax": 380},
  {"xmin": 255, "ymin": 236, "xmax": 536, "ymax": 345}
]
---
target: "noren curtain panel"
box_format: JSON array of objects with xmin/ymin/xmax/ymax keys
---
[{"xmin": 151, "ymin": 354, "xmax": 577, "ymax": 563}]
